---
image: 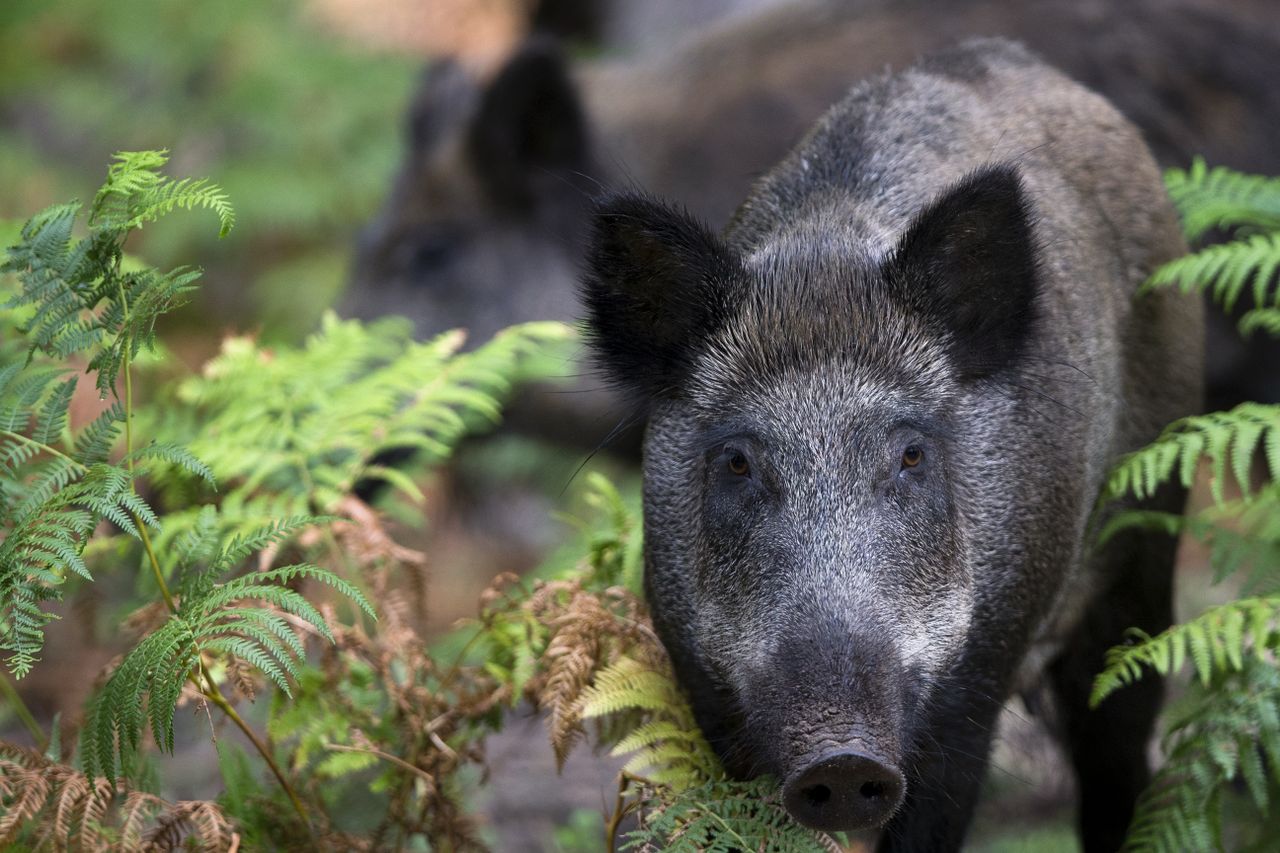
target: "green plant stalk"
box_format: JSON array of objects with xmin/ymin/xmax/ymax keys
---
[
  {"xmin": 606, "ymin": 771, "xmax": 645, "ymax": 853},
  {"xmin": 0, "ymin": 430, "xmax": 87, "ymax": 473},
  {"xmin": 323, "ymin": 741, "xmax": 436, "ymax": 786},
  {"xmin": 118, "ymin": 312, "xmax": 178, "ymax": 613},
  {"xmin": 198, "ymin": 662, "xmax": 312, "ymax": 827},
  {"xmin": 0, "ymin": 669, "xmax": 48, "ymax": 752},
  {"xmin": 115, "ymin": 309, "xmax": 310, "ymax": 829}
]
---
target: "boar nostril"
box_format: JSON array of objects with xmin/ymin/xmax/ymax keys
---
[
  {"xmin": 783, "ymin": 749, "xmax": 905, "ymax": 832},
  {"xmin": 802, "ymin": 784, "xmax": 831, "ymax": 807}
]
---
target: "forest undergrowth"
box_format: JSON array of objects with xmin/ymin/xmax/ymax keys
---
[{"xmin": 2, "ymin": 152, "xmax": 1279, "ymax": 852}]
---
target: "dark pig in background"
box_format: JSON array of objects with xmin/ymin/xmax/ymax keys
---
[
  {"xmin": 580, "ymin": 38, "xmax": 1202, "ymax": 851},
  {"xmin": 345, "ymin": 0, "xmax": 1279, "ymax": 451}
]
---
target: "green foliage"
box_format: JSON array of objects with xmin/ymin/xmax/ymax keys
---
[
  {"xmin": 83, "ymin": 514, "xmax": 374, "ymax": 785},
  {"xmin": 1149, "ymin": 159, "xmax": 1280, "ymax": 334},
  {"xmin": 1, "ymin": 152, "xmax": 442, "ymax": 844},
  {"xmin": 581, "ymin": 656, "xmax": 720, "ymax": 789},
  {"xmin": 1147, "ymin": 233, "xmax": 1280, "ymax": 322},
  {"xmin": 623, "ymin": 779, "xmax": 843, "ymax": 853},
  {"xmin": 1164, "ymin": 158, "xmax": 1280, "ymax": 243},
  {"xmin": 1099, "ymin": 402, "xmax": 1279, "ymax": 507},
  {"xmin": 0, "ymin": 0, "xmax": 417, "ymax": 338},
  {"xmin": 575, "ymin": 654, "xmax": 842, "ymax": 852},
  {"xmin": 1119, "ymin": 659, "xmax": 1280, "ymax": 852},
  {"xmin": 1092, "ymin": 597, "xmax": 1280, "ymax": 703},
  {"xmin": 4, "ymin": 150, "xmax": 229, "ymax": 394},
  {"xmin": 1094, "ymin": 163, "xmax": 1280, "ymax": 852},
  {"xmin": 150, "ymin": 314, "xmax": 571, "ymax": 516},
  {"xmin": 0, "ymin": 150, "xmax": 230, "ymax": 676},
  {"xmin": 92, "ymin": 150, "xmax": 235, "ymax": 238}
]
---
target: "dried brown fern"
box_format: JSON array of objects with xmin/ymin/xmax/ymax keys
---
[
  {"xmin": 0, "ymin": 741, "xmax": 235, "ymax": 851},
  {"xmin": 531, "ymin": 583, "xmax": 662, "ymax": 767}
]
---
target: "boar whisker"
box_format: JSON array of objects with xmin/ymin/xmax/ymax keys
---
[
  {"xmin": 561, "ymin": 411, "xmax": 647, "ymax": 496},
  {"xmin": 1019, "ymin": 354, "xmax": 1097, "ymax": 385},
  {"xmin": 1005, "ymin": 381, "xmax": 1084, "ymax": 419}
]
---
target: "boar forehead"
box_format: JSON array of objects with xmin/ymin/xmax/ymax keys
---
[{"xmin": 688, "ymin": 248, "xmax": 959, "ymax": 415}]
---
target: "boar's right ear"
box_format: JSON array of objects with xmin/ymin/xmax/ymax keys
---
[
  {"xmin": 887, "ymin": 164, "xmax": 1039, "ymax": 381},
  {"xmin": 580, "ymin": 194, "xmax": 742, "ymax": 402}
]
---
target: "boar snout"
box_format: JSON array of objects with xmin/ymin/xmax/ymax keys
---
[
  {"xmin": 742, "ymin": 614, "xmax": 910, "ymax": 831},
  {"xmin": 783, "ymin": 748, "xmax": 905, "ymax": 832}
]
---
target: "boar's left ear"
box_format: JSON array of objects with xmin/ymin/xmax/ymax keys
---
[
  {"xmin": 887, "ymin": 164, "xmax": 1038, "ymax": 380},
  {"xmin": 467, "ymin": 38, "xmax": 589, "ymax": 210},
  {"xmin": 580, "ymin": 193, "xmax": 743, "ymax": 403}
]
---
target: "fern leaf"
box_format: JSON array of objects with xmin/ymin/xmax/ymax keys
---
[
  {"xmin": 1101, "ymin": 403, "xmax": 1280, "ymax": 506},
  {"xmin": 580, "ymin": 658, "xmax": 687, "ymax": 719},
  {"xmin": 1145, "ymin": 232, "xmax": 1280, "ymax": 314},
  {"xmin": 624, "ymin": 778, "xmax": 843, "ymax": 853},
  {"xmin": 123, "ymin": 441, "xmax": 215, "ymax": 486},
  {"xmin": 209, "ymin": 516, "xmax": 322, "ymax": 573},
  {"xmin": 1240, "ymin": 307, "xmax": 1280, "ymax": 338},
  {"xmin": 1092, "ymin": 596, "xmax": 1280, "ymax": 706},
  {"xmin": 72, "ymin": 401, "xmax": 124, "ymax": 463},
  {"xmin": 1165, "ymin": 158, "xmax": 1280, "ymax": 242}
]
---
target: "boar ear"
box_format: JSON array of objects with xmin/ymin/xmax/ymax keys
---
[
  {"xmin": 467, "ymin": 38, "xmax": 589, "ymax": 210},
  {"xmin": 406, "ymin": 59, "xmax": 473, "ymax": 153},
  {"xmin": 580, "ymin": 194, "xmax": 742, "ymax": 402},
  {"xmin": 888, "ymin": 165, "xmax": 1038, "ymax": 380}
]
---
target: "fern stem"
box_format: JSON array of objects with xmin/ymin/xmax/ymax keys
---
[
  {"xmin": 322, "ymin": 742, "xmax": 436, "ymax": 787},
  {"xmin": 138, "ymin": 522, "xmax": 178, "ymax": 613},
  {"xmin": 0, "ymin": 669, "xmax": 48, "ymax": 753},
  {"xmin": 117, "ymin": 322, "xmax": 179, "ymax": 614},
  {"xmin": 0, "ymin": 430, "xmax": 86, "ymax": 473},
  {"xmin": 199, "ymin": 668, "xmax": 313, "ymax": 831},
  {"xmin": 606, "ymin": 771, "xmax": 646, "ymax": 853},
  {"xmin": 113, "ymin": 290, "xmax": 309, "ymax": 832}
]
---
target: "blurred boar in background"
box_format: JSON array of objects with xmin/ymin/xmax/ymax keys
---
[
  {"xmin": 346, "ymin": 0, "xmax": 1280, "ymax": 448},
  {"xmin": 580, "ymin": 38, "xmax": 1202, "ymax": 849}
]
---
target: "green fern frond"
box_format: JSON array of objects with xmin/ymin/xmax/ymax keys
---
[
  {"xmin": 1240, "ymin": 307, "xmax": 1280, "ymax": 338},
  {"xmin": 580, "ymin": 657, "xmax": 722, "ymax": 796},
  {"xmin": 624, "ymin": 778, "xmax": 844, "ymax": 853},
  {"xmin": 580, "ymin": 657, "xmax": 690, "ymax": 719},
  {"xmin": 1145, "ymin": 232, "xmax": 1280, "ymax": 315},
  {"xmin": 81, "ymin": 535, "xmax": 373, "ymax": 783},
  {"xmin": 90, "ymin": 150, "xmax": 234, "ymax": 237},
  {"xmin": 148, "ymin": 313, "xmax": 573, "ymax": 514},
  {"xmin": 0, "ymin": 365, "xmax": 67, "ymax": 432},
  {"xmin": 1118, "ymin": 660, "xmax": 1280, "ymax": 852},
  {"xmin": 1165, "ymin": 158, "xmax": 1280, "ymax": 243},
  {"xmin": 209, "ymin": 516, "xmax": 323, "ymax": 572},
  {"xmin": 1091, "ymin": 596, "xmax": 1280, "ymax": 707},
  {"xmin": 1097, "ymin": 161, "xmax": 1280, "ymax": 852},
  {"xmin": 121, "ymin": 442, "xmax": 215, "ymax": 486},
  {"xmin": 1100, "ymin": 402, "xmax": 1279, "ymax": 506},
  {"xmin": 1100, "ymin": 487, "xmax": 1280, "ymax": 592},
  {"xmin": 72, "ymin": 402, "xmax": 125, "ymax": 464}
]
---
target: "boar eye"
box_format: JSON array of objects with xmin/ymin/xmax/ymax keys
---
[
  {"xmin": 901, "ymin": 445, "xmax": 924, "ymax": 469},
  {"xmin": 726, "ymin": 449, "xmax": 751, "ymax": 477}
]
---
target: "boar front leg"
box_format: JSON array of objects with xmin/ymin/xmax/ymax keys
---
[{"xmin": 1047, "ymin": 484, "xmax": 1182, "ymax": 853}]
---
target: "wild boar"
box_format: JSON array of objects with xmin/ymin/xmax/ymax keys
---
[{"xmin": 580, "ymin": 38, "xmax": 1202, "ymax": 850}]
